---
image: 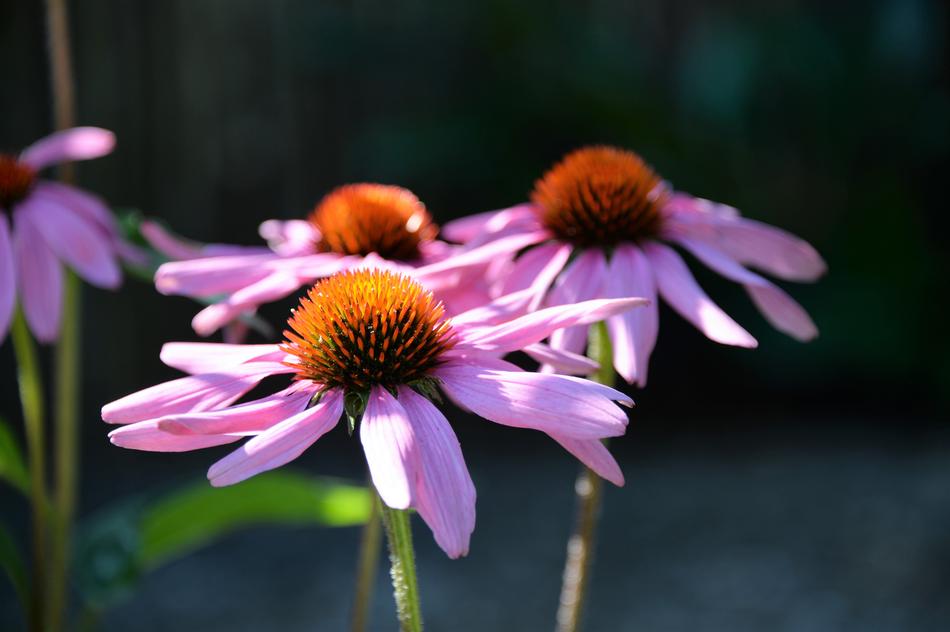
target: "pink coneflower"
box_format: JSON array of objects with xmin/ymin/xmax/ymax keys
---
[
  {"xmin": 441, "ymin": 145, "xmax": 827, "ymax": 385},
  {"xmin": 0, "ymin": 127, "xmax": 126, "ymax": 342},
  {"xmin": 154, "ymin": 183, "xmax": 521, "ymax": 337},
  {"xmin": 103, "ymin": 269, "xmax": 644, "ymax": 557}
]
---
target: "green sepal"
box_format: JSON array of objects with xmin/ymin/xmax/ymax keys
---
[{"xmin": 344, "ymin": 390, "xmax": 369, "ymax": 436}]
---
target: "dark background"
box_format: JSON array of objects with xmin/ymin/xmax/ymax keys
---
[{"xmin": 1, "ymin": 0, "xmax": 948, "ymax": 630}]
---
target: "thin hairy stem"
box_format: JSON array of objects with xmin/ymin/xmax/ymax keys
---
[{"xmin": 379, "ymin": 496, "xmax": 423, "ymax": 632}]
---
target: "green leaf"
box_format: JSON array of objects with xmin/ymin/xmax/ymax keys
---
[
  {"xmin": 0, "ymin": 522, "xmax": 29, "ymax": 613},
  {"xmin": 0, "ymin": 417, "xmax": 29, "ymax": 495},
  {"xmin": 139, "ymin": 472, "xmax": 371, "ymax": 568}
]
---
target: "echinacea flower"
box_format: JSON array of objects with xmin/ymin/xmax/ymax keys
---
[
  {"xmin": 442, "ymin": 145, "xmax": 827, "ymax": 386},
  {"xmin": 103, "ymin": 269, "xmax": 645, "ymax": 557},
  {"xmin": 0, "ymin": 127, "xmax": 128, "ymax": 342},
  {"xmin": 153, "ymin": 183, "xmax": 524, "ymax": 337}
]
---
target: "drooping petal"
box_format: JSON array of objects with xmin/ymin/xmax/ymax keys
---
[
  {"xmin": 259, "ymin": 219, "xmax": 319, "ymax": 256},
  {"xmin": 547, "ymin": 250, "xmax": 609, "ymax": 357},
  {"xmin": 398, "ymin": 387, "xmax": 476, "ymax": 559},
  {"xmin": 360, "ymin": 387, "xmax": 417, "ymax": 510},
  {"xmin": 643, "ymin": 242, "xmax": 758, "ymax": 348},
  {"xmin": 440, "ymin": 204, "xmax": 540, "ymax": 243},
  {"xmin": 436, "ymin": 363, "xmax": 630, "ymax": 440},
  {"xmin": 191, "ymin": 273, "xmax": 302, "ymax": 336},
  {"xmin": 140, "ymin": 220, "xmax": 203, "ymax": 259},
  {"xmin": 13, "ymin": 211, "xmax": 62, "ymax": 342},
  {"xmin": 109, "ymin": 420, "xmax": 242, "ymax": 452},
  {"xmin": 675, "ymin": 236, "xmax": 818, "ymax": 341},
  {"xmin": 604, "ymin": 244, "xmax": 658, "ymax": 386},
  {"xmin": 498, "ymin": 242, "xmax": 573, "ymax": 309},
  {"xmin": 31, "ymin": 181, "xmax": 118, "ymax": 238},
  {"xmin": 413, "ymin": 229, "xmax": 550, "ymax": 281},
  {"xmin": 19, "ymin": 127, "xmax": 115, "ymax": 170},
  {"xmin": 21, "ymin": 194, "xmax": 121, "ymax": 289},
  {"xmin": 522, "ymin": 343, "xmax": 599, "ymax": 375},
  {"xmin": 159, "ymin": 342, "xmax": 283, "ymax": 374},
  {"xmin": 101, "ymin": 363, "xmax": 292, "ymax": 424},
  {"xmin": 207, "ymin": 391, "xmax": 343, "ymax": 487},
  {"xmin": 548, "ymin": 435, "xmax": 624, "ymax": 486},
  {"xmin": 0, "ymin": 216, "xmax": 15, "ymax": 342},
  {"xmin": 155, "ymin": 254, "xmax": 281, "ymax": 297},
  {"xmin": 158, "ymin": 388, "xmax": 313, "ymax": 435}
]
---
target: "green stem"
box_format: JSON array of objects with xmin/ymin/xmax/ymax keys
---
[
  {"xmin": 555, "ymin": 321, "xmax": 613, "ymax": 632},
  {"xmin": 49, "ymin": 271, "xmax": 81, "ymax": 630},
  {"xmin": 350, "ymin": 485, "xmax": 382, "ymax": 632},
  {"xmin": 378, "ymin": 495, "xmax": 423, "ymax": 632},
  {"xmin": 11, "ymin": 311, "xmax": 49, "ymax": 632}
]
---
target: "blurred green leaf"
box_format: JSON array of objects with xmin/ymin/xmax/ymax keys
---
[
  {"xmin": 0, "ymin": 417, "xmax": 29, "ymax": 495},
  {"xmin": 0, "ymin": 522, "xmax": 29, "ymax": 612},
  {"xmin": 140, "ymin": 472, "xmax": 370, "ymax": 568}
]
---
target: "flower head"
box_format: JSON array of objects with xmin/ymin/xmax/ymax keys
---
[
  {"xmin": 0, "ymin": 127, "xmax": 132, "ymax": 343},
  {"xmin": 440, "ymin": 144, "xmax": 827, "ymax": 386},
  {"xmin": 104, "ymin": 269, "xmax": 645, "ymax": 557}
]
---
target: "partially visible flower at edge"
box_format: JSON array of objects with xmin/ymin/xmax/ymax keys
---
[
  {"xmin": 102, "ymin": 269, "xmax": 646, "ymax": 558},
  {"xmin": 0, "ymin": 127, "xmax": 138, "ymax": 342},
  {"xmin": 438, "ymin": 145, "xmax": 828, "ymax": 386}
]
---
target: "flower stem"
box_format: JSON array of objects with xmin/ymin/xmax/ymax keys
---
[
  {"xmin": 350, "ymin": 480, "xmax": 382, "ymax": 632},
  {"xmin": 378, "ymin": 495, "xmax": 423, "ymax": 632},
  {"xmin": 556, "ymin": 321, "xmax": 613, "ymax": 632},
  {"xmin": 10, "ymin": 310, "xmax": 49, "ymax": 632}
]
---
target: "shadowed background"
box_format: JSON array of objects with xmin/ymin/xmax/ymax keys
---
[{"xmin": 1, "ymin": 0, "xmax": 948, "ymax": 630}]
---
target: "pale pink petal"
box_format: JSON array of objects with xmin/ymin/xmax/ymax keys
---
[
  {"xmin": 643, "ymin": 242, "xmax": 758, "ymax": 348},
  {"xmin": 160, "ymin": 342, "xmax": 282, "ymax": 374},
  {"xmin": 548, "ymin": 435, "xmax": 624, "ymax": 486},
  {"xmin": 208, "ymin": 391, "xmax": 343, "ymax": 487},
  {"xmin": 19, "ymin": 127, "xmax": 115, "ymax": 169},
  {"xmin": 547, "ymin": 250, "xmax": 609, "ymax": 357},
  {"xmin": 0, "ymin": 216, "xmax": 15, "ymax": 342},
  {"xmin": 101, "ymin": 363, "xmax": 292, "ymax": 424},
  {"xmin": 675, "ymin": 237, "xmax": 818, "ymax": 341},
  {"xmin": 109, "ymin": 420, "xmax": 242, "ymax": 452},
  {"xmin": 32, "ymin": 181, "xmax": 118, "ymax": 238},
  {"xmin": 159, "ymin": 388, "xmax": 313, "ymax": 436},
  {"xmin": 21, "ymin": 195, "xmax": 121, "ymax": 289},
  {"xmin": 155, "ymin": 254, "xmax": 280, "ymax": 297},
  {"xmin": 360, "ymin": 387, "xmax": 417, "ymax": 510},
  {"xmin": 454, "ymin": 297, "xmax": 647, "ymax": 354},
  {"xmin": 435, "ymin": 363, "xmax": 629, "ymax": 440},
  {"xmin": 140, "ymin": 220, "xmax": 203, "ymax": 259},
  {"xmin": 259, "ymin": 219, "xmax": 318, "ymax": 256},
  {"xmin": 413, "ymin": 229, "xmax": 549, "ymax": 281},
  {"xmin": 523, "ymin": 343, "xmax": 599, "ymax": 375},
  {"xmin": 440, "ymin": 204, "xmax": 540, "ymax": 243},
  {"xmin": 191, "ymin": 273, "xmax": 302, "ymax": 336},
  {"xmin": 398, "ymin": 387, "xmax": 476, "ymax": 559},
  {"xmin": 604, "ymin": 244, "xmax": 658, "ymax": 386},
  {"xmin": 13, "ymin": 211, "xmax": 62, "ymax": 342},
  {"xmin": 448, "ymin": 287, "xmax": 537, "ymax": 327},
  {"xmin": 498, "ymin": 242, "xmax": 572, "ymax": 307}
]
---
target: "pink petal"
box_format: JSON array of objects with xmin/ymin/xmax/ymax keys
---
[
  {"xmin": 160, "ymin": 342, "xmax": 282, "ymax": 374},
  {"xmin": 158, "ymin": 388, "xmax": 312, "ymax": 436},
  {"xmin": 259, "ymin": 219, "xmax": 319, "ymax": 256},
  {"xmin": 548, "ymin": 435, "xmax": 624, "ymax": 486},
  {"xmin": 523, "ymin": 343, "xmax": 599, "ymax": 375},
  {"xmin": 0, "ymin": 216, "xmax": 15, "ymax": 342},
  {"xmin": 360, "ymin": 387, "xmax": 417, "ymax": 510},
  {"xmin": 109, "ymin": 420, "xmax": 242, "ymax": 452},
  {"xmin": 21, "ymin": 195, "xmax": 121, "ymax": 289},
  {"xmin": 207, "ymin": 390, "xmax": 343, "ymax": 487},
  {"xmin": 604, "ymin": 244, "xmax": 658, "ymax": 386},
  {"xmin": 643, "ymin": 242, "xmax": 758, "ymax": 348},
  {"xmin": 414, "ymin": 229, "xmax": 549, "ymax": 280},
  {"xmin": 675, "ymin": 237, "xmax": 818, "ymax": 341},
  {"xmin": 436, "ymin": 362, "xmax": 630, "ymax": 440},
  {"xmin": 32, "ymin": 181, "xmax": 118, "ymax": 238},
  {"xmin": 155, "ymin": 254, "xmax": 281, "ymax": 297},
  {"xmin": 498, "ymin": 242, "xmax": 572, "ymax": 305},
  {"xmin": 454, "ymin": 296, "xmax": 647, "ymax": 354},
  {"xmin": 13, "ymin": 211, "xmax": 62, "ymax": 342},
  {"xmin": 440, "ymin": 204, "xmax": 540, "ymax": 243},
  {"xmin": 191, "ymin": 273, "xmax": 302, "ymax": 336},
  {"xmin": 450, "ymin": 287, "xmax": 538, "ymax": 327},
  {"xmin": 140, "ymin": 220, "xmax": 203, "ymax": 259},
  {"xmin": 547, "ymin": 250, "xmax": 609, "ymax": 357},
  {"xmin": 398, "ymin": 387, "xmax": 476, "ymax": 559},
  {"xmin": 101, "ymin": 363, "xmax": 292, "ymax": 424},
  {"xmin": 19, "ymin": 127, "xmax": 115, "ymax": 170}
]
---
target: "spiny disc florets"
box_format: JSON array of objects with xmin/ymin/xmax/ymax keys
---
[
  {"xmin": 282, "ymin": 269, "xmax": 455, "ymax": 392},
  {"xmin": 0, "ymin": 154, "xmax": 36, "ymax": 210},
  {"xmin": 309, "ymin": 184, "xmax": 438, "ymax": 261},
  {"xmin": 531, "ymin": 145, "xmax": 668, "ymax": 248}
]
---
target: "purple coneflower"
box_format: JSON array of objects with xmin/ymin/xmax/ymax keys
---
[
  {"xmin": 103, "ymin": 269, "xmax": 644, "ymax": 557},
  {"xmin": 441, "ymin": 145, "xmax": 827, "ymax": 385}
]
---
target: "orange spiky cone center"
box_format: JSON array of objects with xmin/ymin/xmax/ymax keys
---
[
  {"xmin": 0, "ymin": 154, "xmax": 36, "ymax": 210},
  {"xmin": 281, "ymin": 269, "xmax": 455, "ymax": 392},
  {"xmin": 531, "ymin": 145, "xmax": 668, "ymax": 247},
  {"xmin": 309, "ymin": 184, "xmax": 438, "ymax": 261}
]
